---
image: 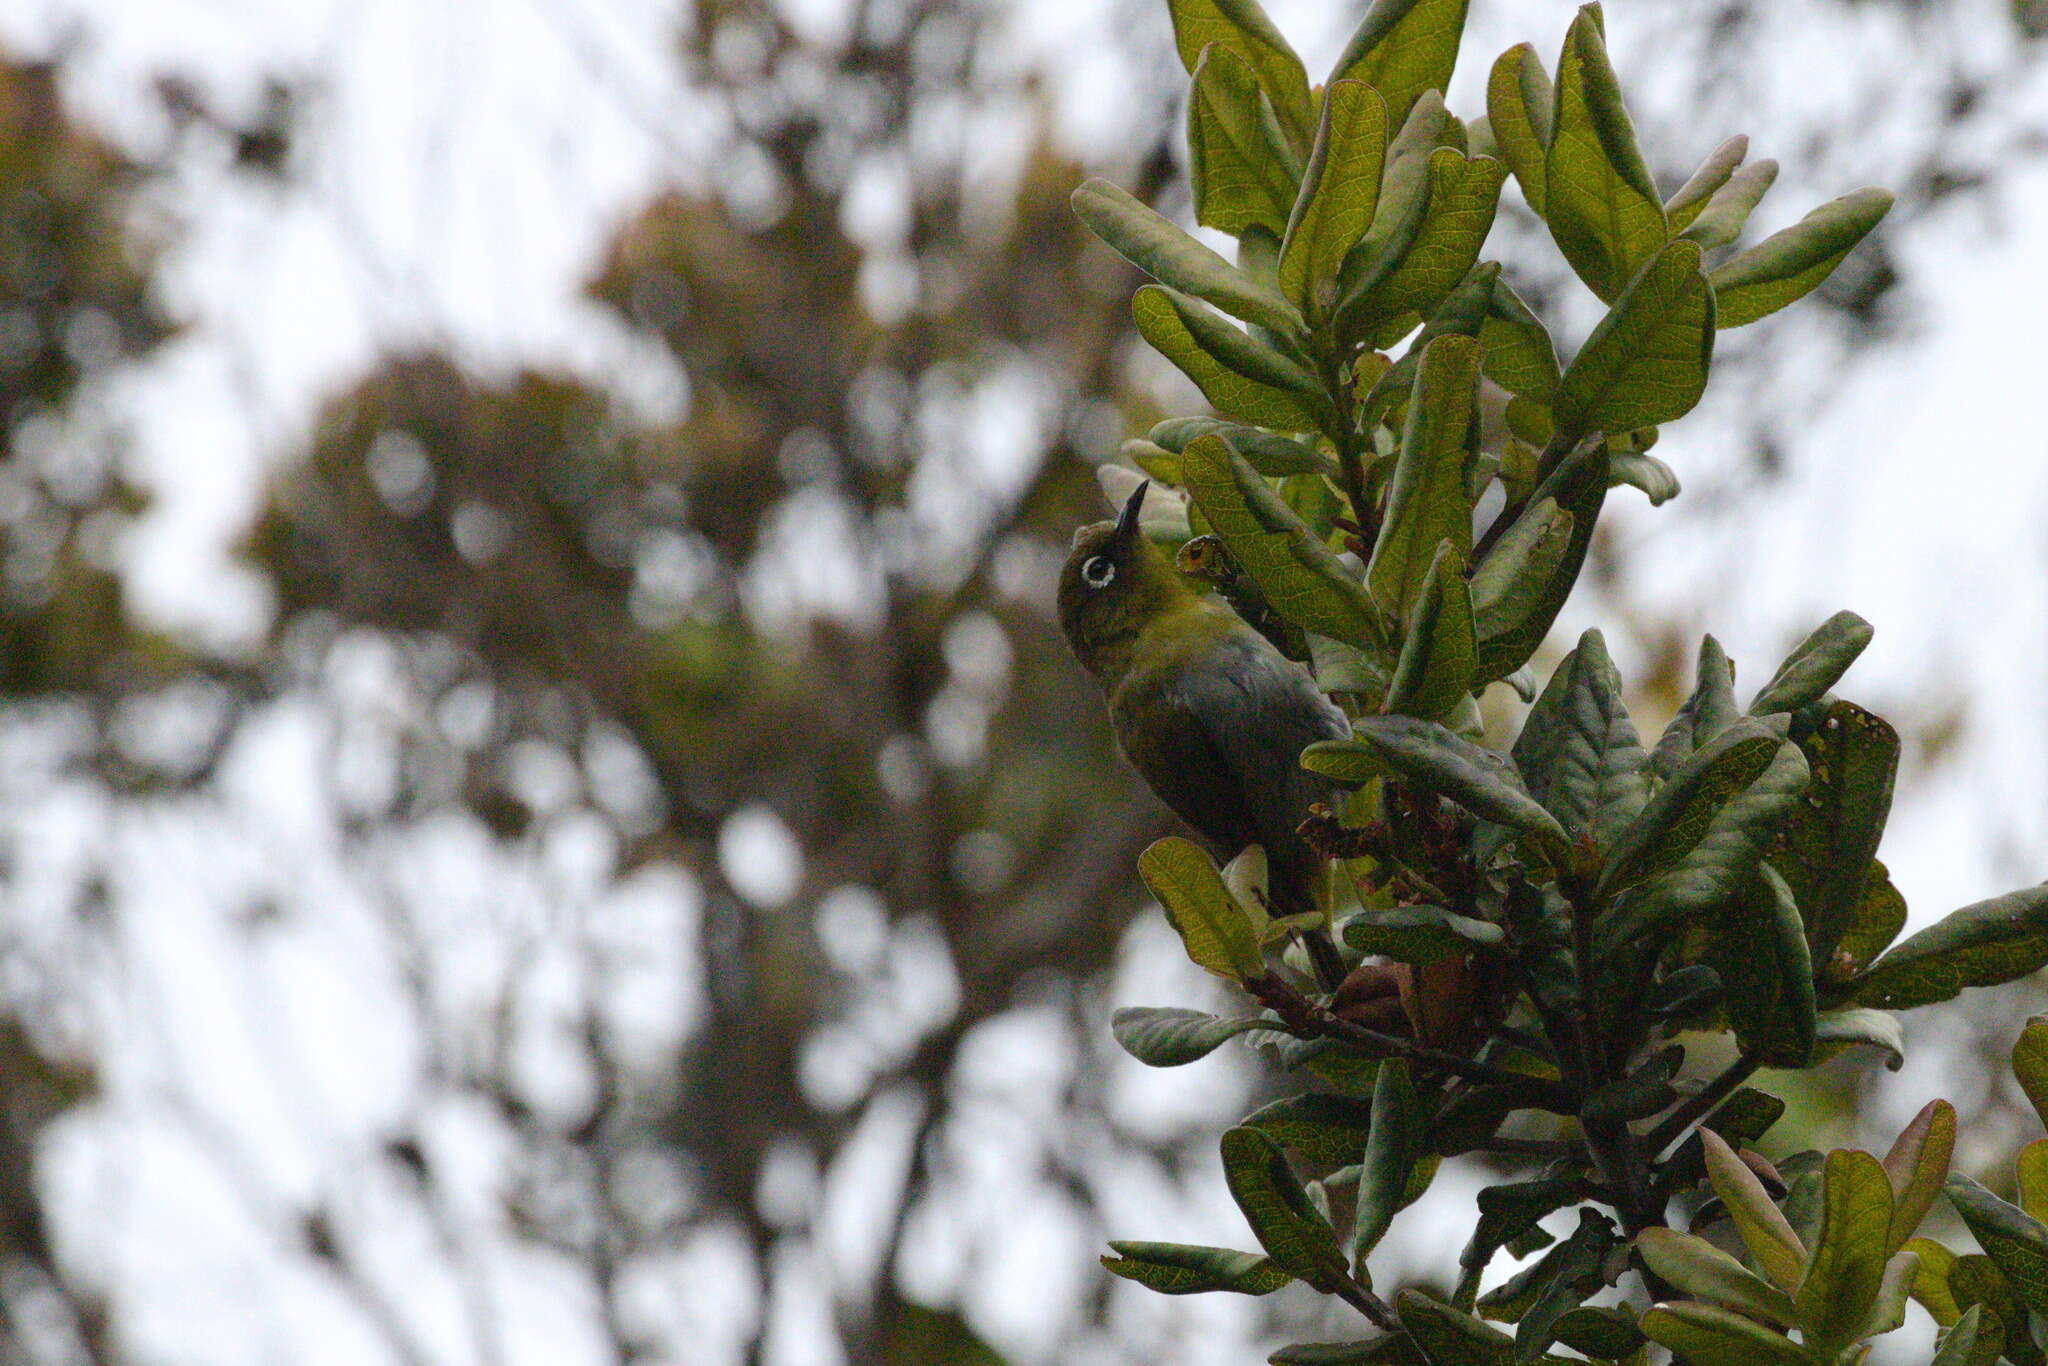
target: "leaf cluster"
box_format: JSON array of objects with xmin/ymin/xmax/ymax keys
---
[{"xmin": 1072, "ymin": 0, "xmax": 2048, "ymax": 1361}]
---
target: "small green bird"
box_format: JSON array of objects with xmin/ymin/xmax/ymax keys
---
[{"xmin": 1059, "ymin": 482, "xmax": 1349, "ymax": 922}]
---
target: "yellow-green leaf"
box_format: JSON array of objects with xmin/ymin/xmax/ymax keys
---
[
  {"xmin": 1347, "ymin": 150, "xmax": 1505, "ymax": 333},
  {"xmin": 1189, "ymin": 45, "xmax": 1302, "ymax": 235},
  {"xmin": 2015, "ymin": 1015, "xmax": 2048, "ymax": 1130},
  {"xmin": 1543, "ymin": 6, "xmax": 1668, "ymax": 301},
  {"xmin": 1368, "ymin": 334, "xmax": 1478, "ymax": 620},
  {"xmin": 1134, "ymin": 286, "xmax": 1324, "ymax": 431},
  {"xmin": 1553, "ymin": 238, "xmax": 1714, "ymax": 440},
  {"xmin": 1795, "ymin": 1149, "xmax": 1894, "ymax": 1356},
  {"xmin": 1167, "ymin": 0, "xmax": 1314, "ymax": 148},
  {"xmin": 1638, "ymin": 1301, "xmax": 1807, "ymax": 1366},
  {"xmin": 1138, "ymin": 836, "xmax": 1267, "ymax": 979},
  {"xmin": 1486, "ymin": 43, "xmax": 1553, "ymax": 214},
  {"xmin": 1710, "ymin": 187, "xmax": 1894, "ymax": 328},
  {"xmin": 1280, "ymin": 81, "xmax": 1388, "ymax": 315},
  {"xmin": 1178, "ymin": 433, "xmax": 1386, "ymax": 648},
  {"xmin": 1383, "ymin": 540, "xmax": 1475, "ymax": 719},
  {"xmin": 1700, "ymin": 1128, "xmax": 1806, "ymax": 1292},
  {"xmin": 1906, "ymin": 1236, "xmax": 1962, "ymax": 1327},
  {"xmin": 1633, "ymin": 1227, "xmax": 1798, "ymax": 1328},
  {"xmin": 1220, "ymin": 1126, "xmax": 1352, "ymax": 1290},
  {"xmin": 1329, "ymin": 0, "xmax": 1470, "ymax": 128},
  {"xmin": 1332, "ymin": 91, "xmax": 1449, "ymax": 338}
]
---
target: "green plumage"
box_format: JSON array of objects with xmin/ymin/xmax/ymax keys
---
[{"xmin": 1059, "ymin": 484, "xmax": 1348, "ymax": 917}]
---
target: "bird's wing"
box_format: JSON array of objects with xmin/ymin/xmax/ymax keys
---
[
  {"xmin": 1176, "ymin": 632, "xmax": 1350, "ymax": 905},
  {"xmin": 1111, "ymin": 666, "xmax": 1260, "ymax": 861}
]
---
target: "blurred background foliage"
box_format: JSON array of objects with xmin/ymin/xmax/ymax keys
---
[{"xmin": 0, "ymin": 1, "xmax": 2043, "ymax": 1363}]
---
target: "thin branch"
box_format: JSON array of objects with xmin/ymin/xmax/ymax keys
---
[{"xmin": 1645, "ymin": 1051, "xmax": 1764, "ymax": 1160}]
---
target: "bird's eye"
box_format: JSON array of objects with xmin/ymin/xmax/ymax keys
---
[{"xmin": 1081, "ymin": 555, "xmax": 1116, "ymax": 588}]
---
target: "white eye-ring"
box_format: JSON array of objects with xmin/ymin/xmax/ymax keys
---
[{"xmin": 1081, "ymin": 555, "xmax": 1116, "ymax": 588}]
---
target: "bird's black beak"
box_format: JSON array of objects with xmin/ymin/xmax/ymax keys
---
[{"xmin": 1113, "ymin": 480, "xmax": 1150, "ymax": 542}]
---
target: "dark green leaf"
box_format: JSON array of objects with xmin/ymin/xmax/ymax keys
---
[
  {"xmin": 1166, "ymin": 0, "xmax": 1314, "ymax": 147},
  {"xmin": 1948, "ymin": 1173, "xmax": 2048, "ymax": 1316},
  {"xmin": 1511, "ymin": 628, "xmax": 1649, "ymax": 850},
  {"xmin": 1514, "ymin": 1211, "xmax": 1615, "ymax": 1362},
  {"xmin": 1331, "ymin": 0, "xmax": 1470, "ymax": 128},
  {"xmin": 1850, "ymin": 883, "xmax": 2048, "ymax": 1010},
  {"xmin": 1075, "ymin": 179, "xmax": 1305, "ymax": 333},
  {"xmin": 1770, "ymin": 699, "xmax": 1897, "ymax": 970},
  {"xmin": 1111, "ymin": 1006, "xmax": 1285, "ymax": 1066},
  {"xmin": 1710, "ymin": 187, "xmax": 1893, "ymax": 328},
  {"xmin": 1221, "ymin": 1126, "xmax": 1353, "ymax": 1290},
  {"xmin": 1485, "ymin": 44, "xmax": 1552, "ymax": 214},
  {"xmin": 1549, "ymin": 1306, "xmax": 1644, "ymax": 1361},
  {"xmin": 1462, "ymin": 1176, "xmax": 1582, "ymax": 1307},
  {"xmin": 1712, "ymin": 865, "xmax": 1817, "ymax": 1067},
  {"xmin": 1583, "ymin": 1043, "xmax": 1683, "ymax": 1127},
  {"xmin": 1469, "ymin": 441, "xmax": 1614, "ymax": 682},
  {"xmin": 1553, "ymin": 240, "xmax": 1715, "ymax": 441},
  {"xmin": 1138, "ymin": 836, "xmax": 1268, "ymax": 979},
  {"xmin": 1543, "ymin": 6, "xmax": 1667, "ymax": 301},
  {"xmin": 1748, "ymin": 610, "xmax": 1874, "ymax": 716},
  {"xmin": 1706, "ymin": 1089, "xmax": 1786, "ymax": 1149},
  {"xmin": 1369, "ymin": 334, "xmax": 1479, "ymax": 619},
  {"xmin": 1948, "ymin": 1255, "xmax": 2036, "ymax": 1366},
  {"xmin": 1243, "ymin": 1093, "xmax": 1377, "ymax": 1167},
  {"xmin": 1101, "ymin": 1240, "xmax": 1294, "ymax": 1294},
  {"xmin": 1352, "ymin": 1060, "xmax": 1421, "ymax": 1263},
  {"xmin": 1646, "ymin": 964, "xmax": 1723, "ymax": 1019},
  {"xmin": 1469, "ymin": 500, "xmax": 1573, "ymax": 682},
  {"xmin": 1828, "ymin": 861, "xmax": 1908, "ymax": 985},
  {"xmin": 1594, "ymin": 718, "xmax": 1796, "ymax": 905},
  {"xmin": 1929, "ymin": 1305, "xmax": 2001, "ymax": 1366},
  {"xmin": 1342, "ymin": 904, "xmax": 1504, "ymax": 963},
  {"xmin": 1385, "ymin": 541, "xmax": 1476, "ymax": 719},
  {"xmin": 1179, "ymin": 433, "xmax": 1386, "ymax": 647},
  {"xmin": 1648, "ymin": 635, "xmax": 1739, "ymax": 780},
  {"xmin": 1281, "ymin": 81, "xmax": 1389, "ymax": 315},
  {"xmin": 1396, "ymin": 1289, "xmax": 1518, "ymax": 1366},
  {"xmin": 1307, "ymin": 716, "xmax": 1568, "ymax": 855}
]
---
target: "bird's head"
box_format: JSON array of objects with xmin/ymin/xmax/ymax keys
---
[{"xmin": 1057, "ymin": 481, "xmax": 1196, "ymax": 678}]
